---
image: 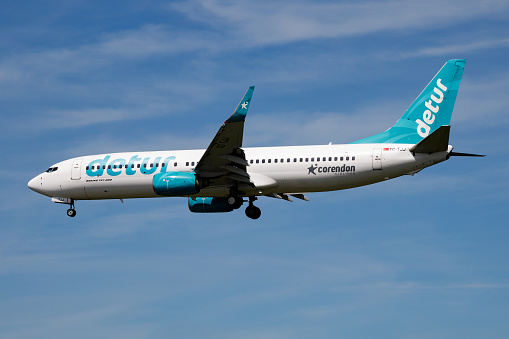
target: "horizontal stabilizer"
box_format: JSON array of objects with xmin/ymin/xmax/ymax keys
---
[
  {"xmin": 449, "ymin": 151, "xmax": 486, "ymax": 157},
  {"xmin": 409, "ymin": 125, "xmax": 450, "ymax": 154}
]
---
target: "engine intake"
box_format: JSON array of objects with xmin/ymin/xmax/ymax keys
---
[{"xmin": 153, "ymin": 172, "xmax": 201, "ymax": 196}]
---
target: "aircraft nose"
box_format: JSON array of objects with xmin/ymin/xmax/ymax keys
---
[{"xmin": 27, "ymin": 176, "xmax": 41, "ymax": 193}]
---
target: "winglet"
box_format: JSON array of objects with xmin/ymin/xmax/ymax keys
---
[{"xmin": 225, "ymin": 86, "xmax": 255, "ymax": 123}]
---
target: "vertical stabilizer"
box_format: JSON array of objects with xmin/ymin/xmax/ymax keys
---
[{"xmin": 353, "ymin": 59, "xmax": 465, "ymax": 144}]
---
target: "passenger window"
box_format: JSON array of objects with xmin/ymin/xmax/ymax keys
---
[
  {"xmin": 305, "ymin": 158, "xmax": 308, "ymax": 162},
  {"xmin": 250, "ymin": 160, "xmax": 253, "ymax": 164},
  {"xmin": 340, "ymin": 157, "xmax": 344, "ymax": 161},
  {"xmin": 334, "ymin": 157, "xmax": 337, "ymax": 161},
  {"xmin": 186, "ymin": 162, "xmax": 189, "ymax": 166},
  {"xmin": 274, "ymin": 159, "xmax": 278, "ymax": 163},
  {"xmin": 191, "ymin": 162, "xmax": 195, "ymax": 166},
  {"xmin": 156, "ymin": 163, "xmax": 159, "ymax": 167},
  {"xmin": 329, "ymin": 157, "xmax": 332, "ymax": 161},
  {"xmin": 256, "ymin": 159, "xmax": 259, "ymax": 164},
  {"xmin": 323, "ymin": 157, "xmax": 326, "ymax": 161},
  {"xmin": 299, "ymin": 158, "xmax": 303, "ymax": 162},
  {"xmin": 108, "ymin": 165, "xmax": 111, "ymax": 169},
  {"xmin": 352, "ymin": 156, "xmax": 356, "ymax": 161},
  {"xmin": 311, "ymin": 157, "xmax": 314, "ymax": 162},
  {"xmin": 137, "ymin": 164, "xmax": 141, "ymax": 168},
  {"xmin": 174, "ymin": 162, "xmax": 177, "ymax": 166},
  {"xmin": 86, "ymin": 166, "xmax": 89, "ymax": 170},
  {"xmin": 293, "ymin": 158, "xmax": 297, "ymax": 162},
  {"xmin": 262, "ymin": 159, "xmax": 265, "ymax": 163},
  {"xmin": 346, "ymin": 156, "xmax": 349, "ymax": 161},
  {"xmin": 268, "ymin": 159, "xmax": 271, "ymax": 163},
  {"xmin": 103, "ymin": 165, "xmax": 106, "ymax": 169},
  {"xmin": 317, "ymin": 157, "xmax": 320, "ymax": 162}
]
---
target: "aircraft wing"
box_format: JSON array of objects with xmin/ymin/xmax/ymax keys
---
[{"xmin": 194, "ymin": 86, "xmax": 255, "ymax": 189}]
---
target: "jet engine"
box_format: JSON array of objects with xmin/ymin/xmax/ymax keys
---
[
  {"xmin": 153, "ymin": 172, "xmax": 201, "ymax": 196},
  {"xmin": 188, "ymin": 197, "xmax": 234, "ymax": 213}
]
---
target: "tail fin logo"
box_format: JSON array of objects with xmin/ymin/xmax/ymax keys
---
[{"xmin": 415, "ymin": 79, "xmax": 448, "ymax": 138}]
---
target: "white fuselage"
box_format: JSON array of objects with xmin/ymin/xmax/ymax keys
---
[{"xmin": 27, "ymin": 143, "xmax": 451, "ymax": 201}]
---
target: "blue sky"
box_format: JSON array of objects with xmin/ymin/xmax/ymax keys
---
[{"xmin": 1, "ymin": 0, "xmax": 509, "ymax": 338}]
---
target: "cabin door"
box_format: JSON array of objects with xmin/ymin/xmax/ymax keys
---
[
  {"xmin": 372, "ymin": 148, "xmax": 382, "ymax": 170},
  {"xmin": 71, "ymin": 158, "xmax": 82, "ymax": 180}
]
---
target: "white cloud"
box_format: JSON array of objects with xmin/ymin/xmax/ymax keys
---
[
  {"xmin": 171, "ymin": 0, "xmax": 509, "ymax": 46},
  {"xmin": 402, "ymin": 37, "xmax": 509, "ymax": 58},
  {"xmin": 454, "ymin": 72, "xmax": 509, "ymax": 125},
  {"xmin": 244, "ymin": 100, "xmax": 407, "ymax": 147},
  {"xmin": 2, "ymin": 0, "xmax": 507, "ymax": 95}
]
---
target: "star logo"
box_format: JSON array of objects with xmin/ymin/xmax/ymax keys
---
[
  {"xmin": 241, "ymin": 101, "xmax": 249, "ymax": 109},
  {"xmin": 307, "ymin": 164, "xmax": 317, "ymax": 175}
]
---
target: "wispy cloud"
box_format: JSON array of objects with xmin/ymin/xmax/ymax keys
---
[
  {"xmin": 454, "ymin": 72, "xmax": 509, "ymax": 125},
  {"xmin": 244, "ymin": 98, "xmax": 411, "ymax": 146},
  {"xmin": 2, "ymin": 2, "xmax": 509, "ymax": 338},
  {"xmin": 402, "ymin": 37, "xmax": 509, "ymax": 58},
  {"xmin": 171, "ymin": 0, "xmax": 509, "ymax": 46}
]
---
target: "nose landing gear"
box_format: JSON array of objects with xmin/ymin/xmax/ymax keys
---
[{"xmin": 66, "ymin": 199, "xmax": 76, "ymax": 217}]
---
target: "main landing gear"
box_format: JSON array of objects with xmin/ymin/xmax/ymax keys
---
[
  {"xmin": 227, "ymin": 192, "xmax": 261, "ymax": 219},
  {"xmin": 227, "ymin": 195, "xmax": 244, "ymax": 210},
  {"xmin": 245, "ymin": 197, "xmax": 261, "ymax": 220},
  {"xmin": 66, "ymin": 199, "xmax": 76, "ymax": 217}
]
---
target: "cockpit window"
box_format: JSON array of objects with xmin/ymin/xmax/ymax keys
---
[{"xmin": 45, "ymin": 167, "xmax": 58, "ymax": 173}]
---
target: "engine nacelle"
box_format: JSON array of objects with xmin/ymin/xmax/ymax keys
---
[
  {"xmin": 153, "ymin": 172, "xmax": 201, "ymax": 196},
  {"xmin": 188, "ymin": 197, "xmax": 234, "ymax": 213}
]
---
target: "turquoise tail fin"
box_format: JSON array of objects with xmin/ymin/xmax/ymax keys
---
[{"xmin": 352, "ymin": 59, "xmax": 465, "ymax": 144}]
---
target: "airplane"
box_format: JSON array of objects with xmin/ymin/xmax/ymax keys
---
[{"xmin": 28, "ymin": 59, "xmax": 483, "ymax": 219}]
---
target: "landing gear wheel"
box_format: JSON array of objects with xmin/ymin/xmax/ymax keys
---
[
  {"xmin": 245, "ymin": 205, "xmax": 261, "ymax": 220},
  {"xmin": 66, "ymin": 199, "xmax": 77, "ymax": 217},
  {"xmin": 227, "ymin": 196, "xmax": 244, "ymax": 209}
]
